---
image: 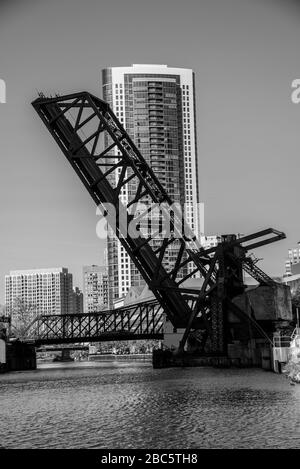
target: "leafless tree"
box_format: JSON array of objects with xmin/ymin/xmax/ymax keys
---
[
  {"xmin": 10, "ymin": 298, "xmax": 38, "ymax": 341},
  {"xmin": 292, "ymin": 285, "xmax": 300, "ymax": 308}
]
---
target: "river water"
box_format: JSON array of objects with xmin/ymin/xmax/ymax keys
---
[{"xmin": 0, "ymin": 362, "xmax": 299, "ymax": 449}]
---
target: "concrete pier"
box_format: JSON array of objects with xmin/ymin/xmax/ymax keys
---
[
  {"xmin": 152, "ymin": 346, "xmax": 273, "ymax": 370},
  {"xmin": 1, "ymin": 340, "xmax": 36, "ymax": 372}
]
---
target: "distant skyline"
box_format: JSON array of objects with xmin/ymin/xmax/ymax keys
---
[{"xmin": 0, "ymin": 0, "xmax": 300, "ymax": 303}]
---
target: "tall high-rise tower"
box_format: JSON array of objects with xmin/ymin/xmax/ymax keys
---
[{"xmin": 102, "ymin": 64, "xmax": 200, "ymax": 302}]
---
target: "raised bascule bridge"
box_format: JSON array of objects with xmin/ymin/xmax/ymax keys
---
[{"xmin": 5, "ymin": 91, "xmax": 292, "ymax": 371}]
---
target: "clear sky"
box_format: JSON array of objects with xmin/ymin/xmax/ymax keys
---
[{"xmin": 0, "ymin": 0, "xmax": 299, "ymax": 303}]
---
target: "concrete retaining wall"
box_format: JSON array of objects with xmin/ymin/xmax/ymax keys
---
[{"xmin": 231, "ymin": 284, "xmax": 292, "ymax": 322}]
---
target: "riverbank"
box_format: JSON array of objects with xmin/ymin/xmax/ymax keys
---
[
  {"xmin": 37, "ymin": 353, "xmax": 152, "ymax": 366},
  {"xmin": 88, "ymin": 353, "xmax": 152, "ymax": 362}
]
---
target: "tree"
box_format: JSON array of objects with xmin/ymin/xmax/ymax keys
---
[
  {"xmin": 291, "ymin": 286, "xmax": 300, "ymax": 326},
  {"xmin": 10, "ymin": 298, "xmax": 37, "ymax": 341},
  {"xmin": 292, "ymin": 285, "xmax": 300, "ymax": 308}
]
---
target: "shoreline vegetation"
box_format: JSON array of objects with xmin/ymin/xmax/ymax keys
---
[
  {"xmin": 283, "ymin": 331, "xmax": 300, "ymax": 384},
  {"xmin": 283, "ymin": 361, "xmax": 300, "ymax": 384}
]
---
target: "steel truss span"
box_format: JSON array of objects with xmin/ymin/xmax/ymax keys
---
[
  {"xmin": 32, "ymin": 92, "xmax": 286, "ymax": 354},
  {"xmin": 29, "ymin": 300, "xmax": 163, "ymax": 346}
]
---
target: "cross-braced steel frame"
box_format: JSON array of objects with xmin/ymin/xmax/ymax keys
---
[
  {"xmin": 32, "ymin": 92, "xmax": 286, "ymax": 355},
  {"xmin": 29, "ymin": 300, "xmax": 163, "ymax": 346}
]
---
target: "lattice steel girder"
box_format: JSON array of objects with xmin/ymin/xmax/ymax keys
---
[
  {"xmin": 30, "ymin": 300, "xmax": 164, "ymax": 346},
  {"xmin": 180, "ymin": 230, "xmax": 286, "ymax": 352},
  {"xmin": 201, "ymin": 229, "xmax": 285, "ymax": 256},
  {"xmin": 190, "ymin": 228, "xmax": 286, "ymax": 288},
  {"xmin": 210, "ymin": 295, "xmax": 226, "ymax": 355},
  {"xmin": 32, "ymin": 91, "xmax": 286, "ymax": 350},
  {"xmin": 32, "ymin": 92, "xmax": 204, "ymax": 328}
]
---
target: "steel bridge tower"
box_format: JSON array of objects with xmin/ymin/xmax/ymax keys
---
[{"xmin": 32, "ymin": 91, "xmax": 286, "ymax": 357}]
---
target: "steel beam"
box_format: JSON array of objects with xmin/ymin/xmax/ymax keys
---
[{"xmin": 32, "ymin": 91, "xmax": 286, "ymax": 356}]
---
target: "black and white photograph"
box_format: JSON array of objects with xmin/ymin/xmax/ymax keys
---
[{"xmin": 0, "ymin": 0, "xmax": 299, "ymax": 455}]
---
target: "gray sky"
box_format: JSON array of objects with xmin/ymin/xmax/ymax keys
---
[{"xmin": 0, "ymin": 0, "xmax": 299, "ymax": 302}]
